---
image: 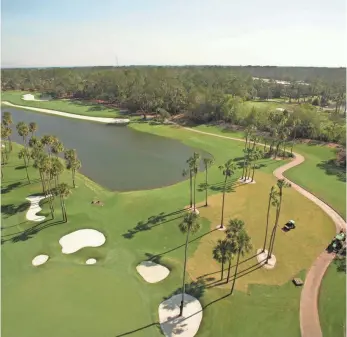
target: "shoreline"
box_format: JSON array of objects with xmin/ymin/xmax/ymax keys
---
[{"xmin": 1, "ymin": 101, "xmax": 130, "ymax": 124}]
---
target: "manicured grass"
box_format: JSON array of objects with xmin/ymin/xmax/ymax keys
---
[
  {"xmin": 319, "ymin": 263, "xmax": 346, "ymax": 337},
  {"xmin": 2, "ymin": 134, "xmax": 314, "ymax": 337},
  {"xmin": 191, "ymin": 124, "xmax": 346, "ymax": 219},
  {"xmin": 1, "ymin": 119, "xmax": 340, "ymax": 337},
  {"xmin": 1, "ymin": 91, "xmax": 122, "ymax": 118}
]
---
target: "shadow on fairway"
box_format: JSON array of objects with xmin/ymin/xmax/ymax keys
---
[
  {"xmin": 122, "ymin": 208, "xmax": 187, "ymax": 239},
  {"xmin": 1, "ymin": 202, "xmax": 30, "ymax": 218},
  {"xmin": 317, "ymin": 160, "xmax": 346, "ymax": 182},
  {"xmin": 1, "ymin": 217, "xmax": 65, "ymax": 245},
  {"xmin": 1, "ymin": 182, "xmax": 22, "ymax": 194}
]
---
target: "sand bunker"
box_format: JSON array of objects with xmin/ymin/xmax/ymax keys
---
[
  {"xmin": 32, "ymin": 254, "xmax": 49, "ymax": 266},
  {"xmin": 26, "ymin": 195, "xmax": 51, "ymax": 222},
  {"xmin": 59, "ymin": 229, "xmax": 106, "ymax": 254},
  {"xmin": 86, "ymin": 258, "xmax": 97, "ymax": 265},
  {"xmin": 22, "ymin": 93, "xmax": 51, "ymax": 102},
  {"xmin": 136, "ymin": 261, "xmax": 170, "ymax": 283},
  {"xmin": 159, "ymin": 294, "xmax": 203, "ymax": 337},
  {"xmin": 238, "ymin": 177, "xmax": 256, "ymax": 184},
  {"xmin": 256, "ymin": 249, "xmax": 276, "ymax": 269}
]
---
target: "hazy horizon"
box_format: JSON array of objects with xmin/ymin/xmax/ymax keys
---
[{"xmin": 2, "ymin": 0, "xmax": 346, "ymax": 68}]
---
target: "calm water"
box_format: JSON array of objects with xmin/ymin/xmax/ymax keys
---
[{"xmin": 2, "ymin": 108, "xmax": 210, "ymax": 191}]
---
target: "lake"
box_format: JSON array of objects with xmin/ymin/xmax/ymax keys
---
[{"xmin": 2, "ymin": 108, "xmax": 210, "ymax": 191}]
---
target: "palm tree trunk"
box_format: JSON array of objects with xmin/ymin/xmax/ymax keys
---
[
  {"xmin": 244, "ymin": 136, "xmax": 248, "ymax": 150},
  {"xmin": 251, "ymin": 164, "xmax": 256, "ymax": 182},
  {"xmin": 193, "ymin": 170, "xmax": 197, "ymax": 211},
  {"xmin": 241, "ymin": 157, "xmax": 247, "ymax": 179},
  {"xmin": 205, "ymin": 167, "xmax": 208, "ymax": 207},
  {"xmin": 62, "ymin": 200, "xmax": 67, "ymax": 222},
  {"xmin": 39, "ymin": 170, "xmax": 46, "ymax": 194},
  {"xmin": 189, "ymin": 170, "xmax": 192, "ymax": 208},
  {"xmin": 23, "ymin": 156, "xmax": 31, "ymax": 184},
  {"xmin": 179, "ymin": 228, "xmax": 191, "ymax": 317},
  {"xmin": 230, "ymin": 249, "xmax": 241, "ymax": 294},
  {"xmin": 226, "ymin": 259, "xmax": 231, "ymax": 283},
  {"xmin": 72, "ymin": 169, "xmax": 76, "ymax": 188},
  {"xmin": 263, "ymin": 193, "xmax": 272, "ymax": 253},
  {"xmin": 220, "ymin": 176, "xmax": 228, "ymax": 228},
  {"xmin": 221, "ymin": 260, "xmax": 224, "ymax": 281},
  {"xmin": 268, "ymin": 199, "xmax": 282, "ymax": 260},
  {"xmin": 8, "ymin": 136, "xmax": 12, "ymax": 152}
]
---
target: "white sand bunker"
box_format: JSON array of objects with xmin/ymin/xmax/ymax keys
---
[
  {"xmin": 59, "ymin": 229, "xmax": 106, "ymax": 254},
  {"xmin": 86, "ymin": 258, "xmax": 97, "ymax": 265},
  {"xmin": 256, "ymin": 249, "xmax": 276, "ymax": 269},
  {"xmin": 32, "ymin": 254, "xmax": 49, "ymax": 266},
  {"xmin": 159, "ymin": 294, "xmax": 203, "ymax": 337},
  {"xmin": 136, "ymin": 261, "xmax": 170, "ymax": 283},
  {"xmin": 22, "ymin": 93, "xmax": 51, "ymax": 101},
  {"xmin": 26, "ymin": 195, "xmax": 50, "ymax": 222}
]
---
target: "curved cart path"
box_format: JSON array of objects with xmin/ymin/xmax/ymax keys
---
[{"xmin": 181, "ymin": 126, "xmax": 346, "ymax": 337}]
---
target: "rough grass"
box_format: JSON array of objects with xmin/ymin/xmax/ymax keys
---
[
  {"xmin": 191, "ymin": 124, "xmax": 346, "ymax": 219},
  {"xmin": 319, "ymin": 262, "xmax": 346, "ymax": 337},
  {"xmin": 1, "ymin": 91, "xmax": 121, "ymax": 118}
]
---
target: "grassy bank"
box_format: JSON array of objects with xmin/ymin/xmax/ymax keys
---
[{"xmin": 1, "ymin": 91, "xmax": 122, "ymax": 118}]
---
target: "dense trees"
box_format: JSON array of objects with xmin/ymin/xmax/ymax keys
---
[{"xmin": 2, "ymin": 66, "xmax": 345, "ymax": 144}]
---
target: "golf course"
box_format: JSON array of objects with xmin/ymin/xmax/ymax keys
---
[{"xmin": 1, "ymin": 92, "xmax": 345, "ymax": 337}]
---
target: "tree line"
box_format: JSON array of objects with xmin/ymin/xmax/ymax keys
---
[
  {"xmin": 1, "ymin": 112, "xmax": 81, "ymax": 222},
  {"xmin": 1, "ymin": 66, "xmax": 346, "ymax": 145}
]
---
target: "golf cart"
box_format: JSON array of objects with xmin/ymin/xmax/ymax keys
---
[
  {"xmin": 327, "ymin": 230, "xmax": 346, "ymax": 253},
  {"xmin": 282, "ymin": 220, "xmax": 296, "ymax": 232}
]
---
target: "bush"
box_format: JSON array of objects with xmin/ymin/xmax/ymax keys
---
[{"xmin": 311, "ymin": 97, "xmax": 320, "ymax": 106}]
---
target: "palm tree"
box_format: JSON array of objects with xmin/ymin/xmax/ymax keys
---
[
  {"xmin": 227, "ymin": 219, "xmax": 253, "ymax": 294},
  {"xmin": 53, "ymin": 183, "xmax": 71, "ymax": 222},
  {"xmin": 251, "ymin": 149, "xmax": 263, "ymax": 182},
  {"xmin": 262, "ymin": 186, "xmax": 278, "ymax": 253},
  {"xmin": 64, "ymin": 149, "xmax": 81, "ymax": 188},
  {"xmin": 218, "ymin": 159, "xmax": 236, "ymax": 229},
  {"xmin": 51, "ymin": 157, "xmax": 65, "ymax": 188},
  {"xmin": 18, "ymin": 148, "xmax": 31, "ymax": 183},
  {"xmin": 213, "ymin": 239, "xmax": 232, "ymax": 281},
  {"xmin": 16, "ymin": 122, "xmax": 30, "ymax": 162},
  {"xmin": 51, "ymin": 140, "xmax": 64, "ymax": 158},
  {"xmin": 182, "ymin": 168, "xmax": 192, "ymax": 208},
  {"xmin": 267, "ymin": 179, "xmax": 291, "ymax": 261},
  {"xmin": 2, "ymin": 112, "xmax": 13, "ymax": 151},
  {"xmin": 1, "ymin": 123, "xmax": 10, "ymax": 162},
  {"xmin": 29, "ymin": 122, "xmax": 38, "ymax": 137},
  {"xmin": 41, "ymin": 135, "xmax": 56, "ymax": 157},
  {"xmin": 178, "ymin": 212, "xmax": 201, "ymax": 316},
  {"xmin": 54, "ymin": 183, "xmax": 71, "ymax": 222},
  {"xmin": 290, "ymin": 118, "xmax": 301, "ymax": 155},
  {"xmin": 202, "ymin": 157, "xmax": 214, "ymax": 206},
  {"xmin": 189, "ymin": 152, "xmax": 201, "ymax": 212}
]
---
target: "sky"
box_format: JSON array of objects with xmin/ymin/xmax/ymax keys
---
[{"xmin": 1, "ymin": 0, "xmax": 346, "ymax": 68}]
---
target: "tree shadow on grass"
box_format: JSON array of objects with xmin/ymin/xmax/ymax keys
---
[
  {"xmin": 316, "ymin": 160, "xmax": 346, "ymax": 182},
  {"xmin": 1, "ymin": 202, "xmax": 30, "ymax": 218},
  {"xmin": 1, "ymin": 218, "xmax": 64, "ymax": 245},
  {"xmin": 14, "ymin": 165, "xmax": 25, "ymax": 170},
  {"xmin": 122, "ymin": 209, "xmax": 187, "ymax": 239},
  {"xmin": 1, "ymin": 182, "xmax": 22, "ymax": 194}
]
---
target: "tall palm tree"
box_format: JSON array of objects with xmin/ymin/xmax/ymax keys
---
[
  {"xmin": 54, "ymin": 183, "xmax": 71, "ymax": 222},
  {"xmin": 251, "ymin": 149, "xmax": 263, "ymax": 182},
  {"xmin": 64, "ymin": 149, "xmax": 81, "ymax": 188},
  {"xmin": 51, "ymin": 157, "xmax": 65, "ymax": 188},
  {"xmin": 41, "ymin": 135, "xmax": 55, "ymax": 157},
  {"xmin": 202, "ymin": 157, "xmax": 214, "ymax": 206},
  {"xmin": 290, "ymin": 118, "xmax": 301, "ymax": 155},
  {"xmin": 267, "ymin": 179, "xmax": 291, "ymax": 260},
  {"xmin": 218, "ymin": 159, "xmax": 236, "ymax": 229},
  {"xmin": 29, "ymin": 122, "xmax": 38, "ymax": 137},
  {"xmin": 182, "ymin": 168, "xmax": 192, "ymax": 208},
  {"xmin": 227, "ymin": 219, "xmax": 253, "ymax": 294},
  {"xmin": 18, "ymin": 148, "xmax": 31, "ymax": 183},
  {"xmin": 262, "ymin": 186, "xmax": 278, "ymax": 253},
  {"xmin": 2, "ymin": 111, "xmax": 13, "ymax": 151},
  {"xmin": 16, "ymin": 122, "xmax": 30, "ymax": 163},
  {"xmin": 1, "ymin": 123, "xmax": 10, "ymax": 162},
  {"xmin": 213, "ymin": 239, "xmax": 232, "ymax": 281},
  {"xmin": 189, "ymin": 152, "xmax": 201, "ymax": 212},
  {"xmin": 178, "ymin": 212, "xmax": 201, "ymax": 316}
]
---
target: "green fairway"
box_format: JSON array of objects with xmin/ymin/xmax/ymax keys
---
[
  {"xmin": 1, "ymin": 119, "xmax": 338, "ymax": 337},
  {"xmin": 191, "ymin": 124, "xmax": 346, "ymax": 219},
  {"xmin": 1, "ymin": 91, "xmax": 122, "ymax": 118},
  {"xmin": 319, "ymin": 262, "xmax": 346, "ymax": 337}
]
